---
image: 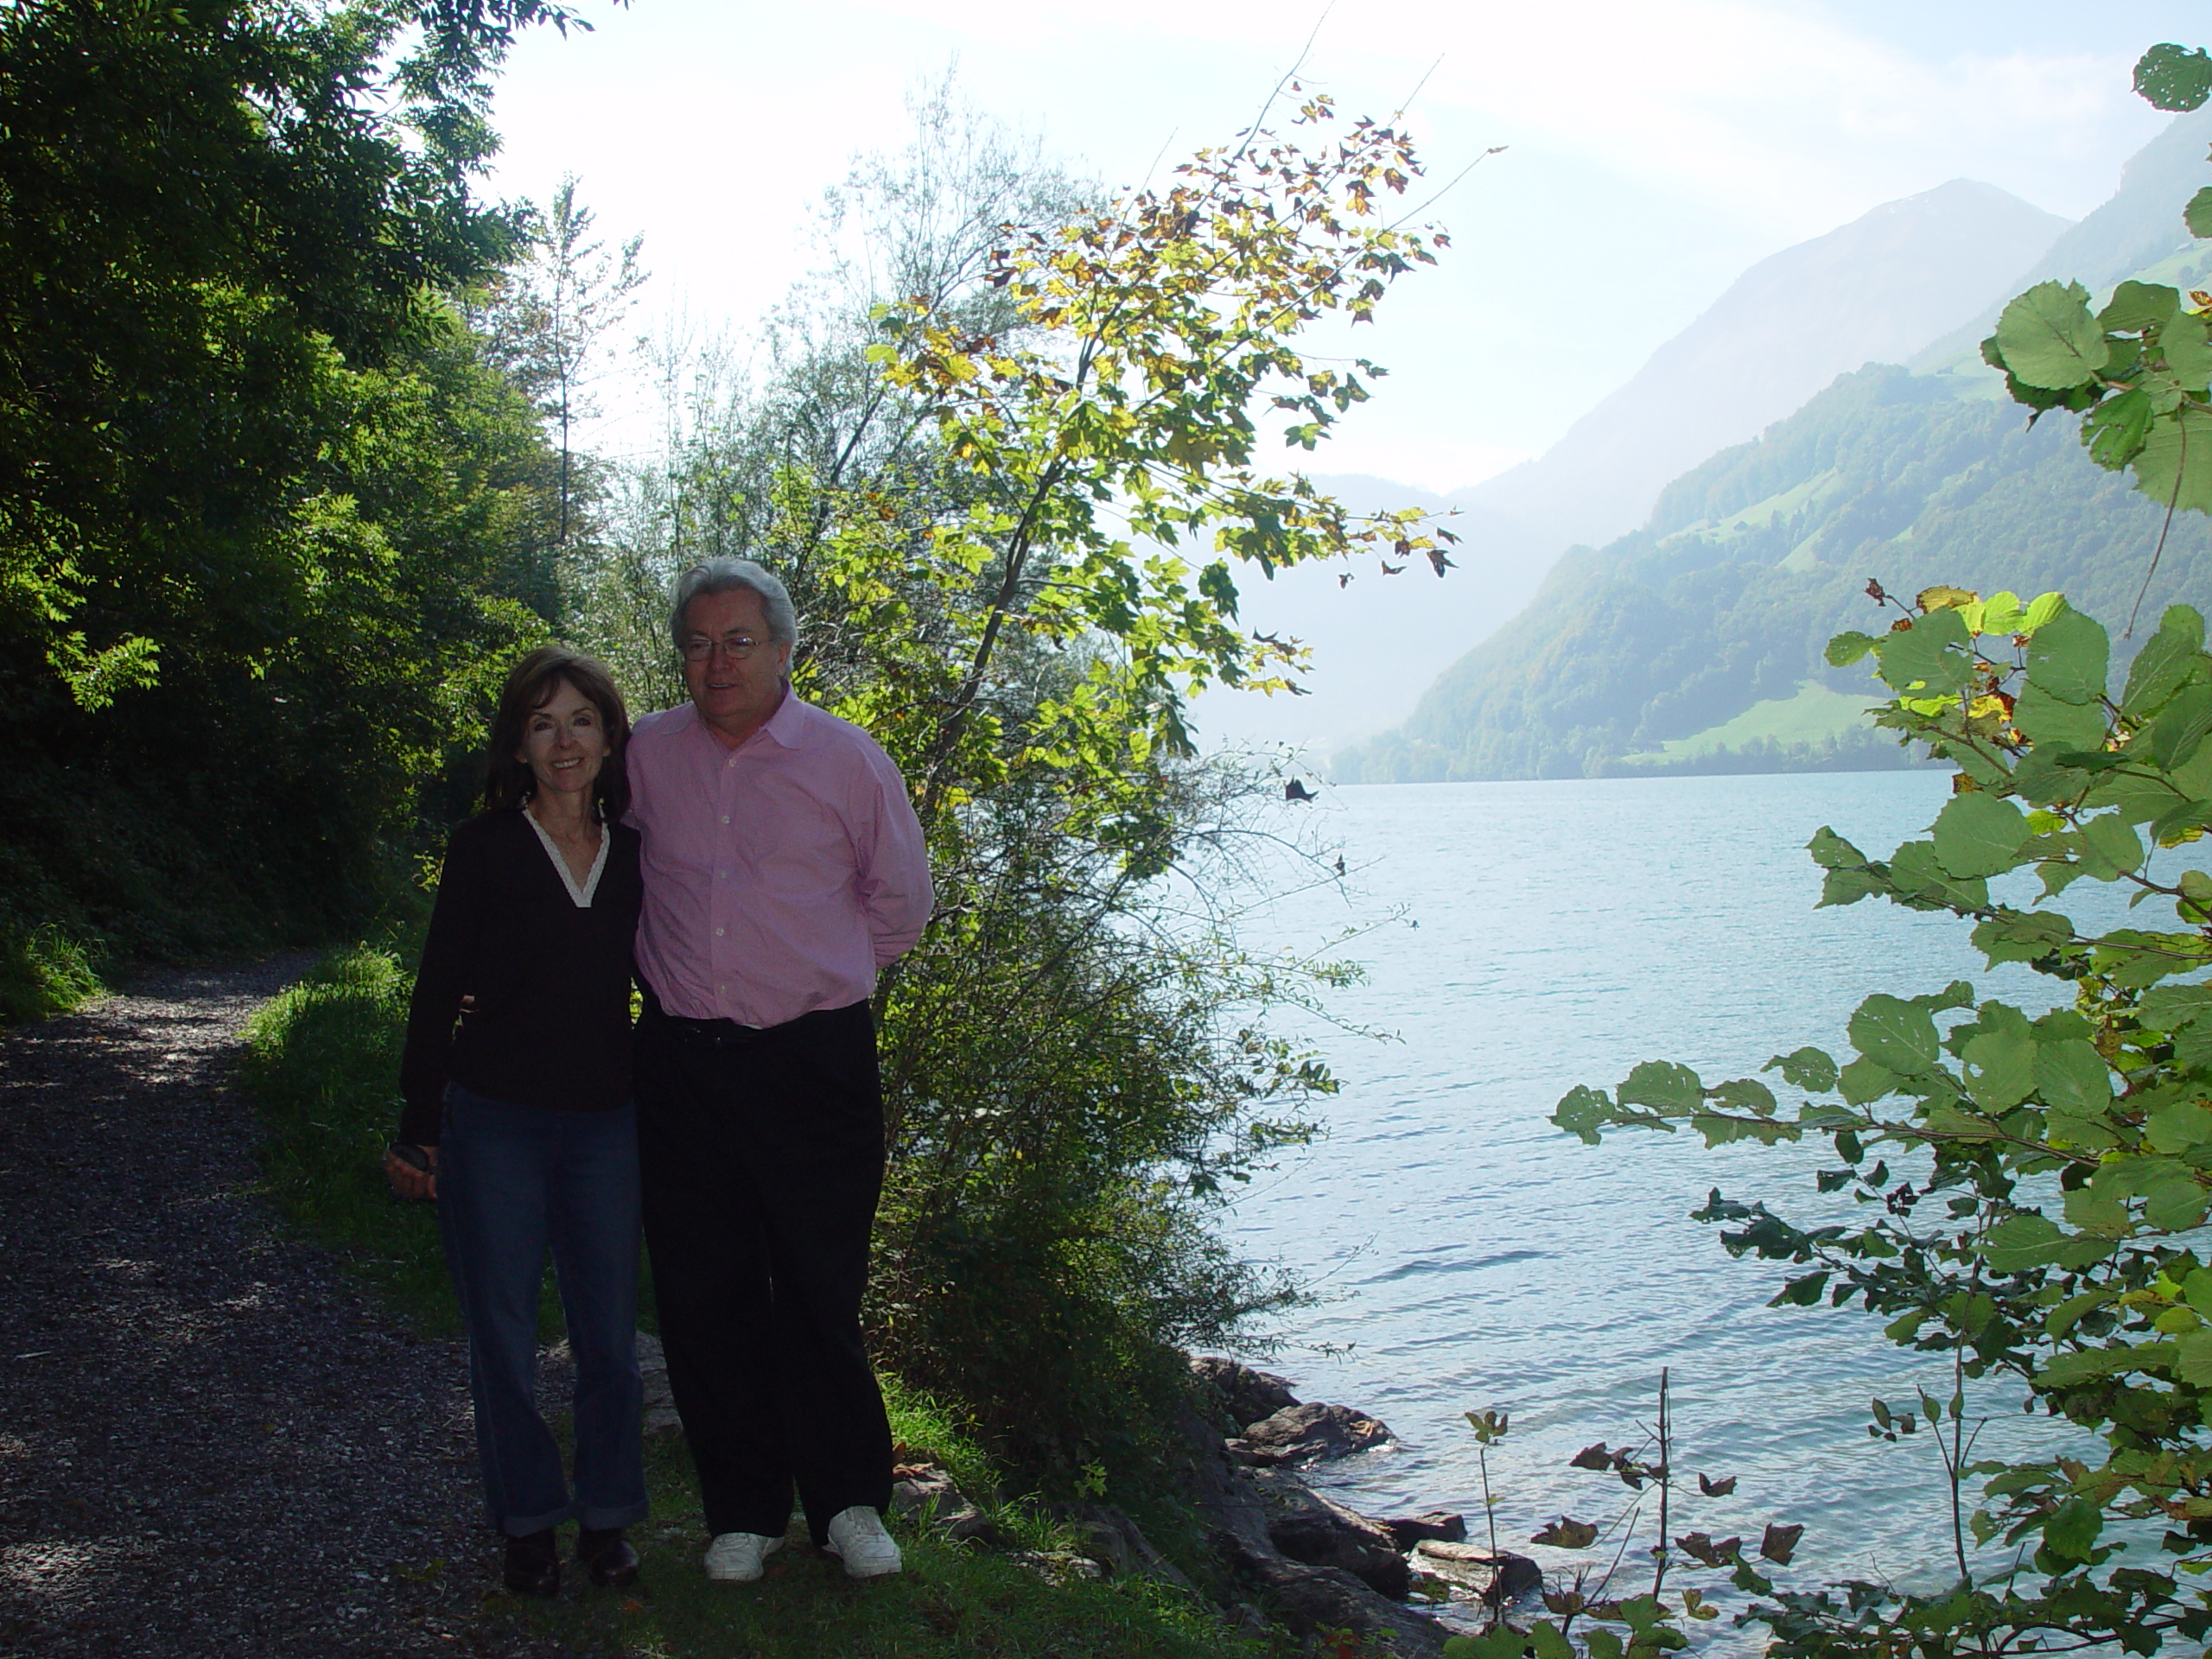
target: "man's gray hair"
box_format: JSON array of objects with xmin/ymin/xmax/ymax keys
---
[{"xmin": 669, "ymin": 556, "xmax": 798, "ymax": 649}]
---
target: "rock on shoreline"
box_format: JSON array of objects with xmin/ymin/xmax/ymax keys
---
[{"xmin": 863, "ymin": 1352, "xmax": 1545, "ymax": 1653}]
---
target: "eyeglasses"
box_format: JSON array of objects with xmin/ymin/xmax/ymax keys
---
[{"xmin": 679, "ymin": 633, "xmax": 766, "ymax": 663}]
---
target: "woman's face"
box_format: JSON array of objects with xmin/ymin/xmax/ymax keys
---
[{"xmin": 517, "ymin": 677, "xmax": 612, "ymax": 806}]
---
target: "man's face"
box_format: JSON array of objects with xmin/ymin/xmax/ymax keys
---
[{"xmin": 679, "ymin": 587, "xmax": 793, "ymax": 740}]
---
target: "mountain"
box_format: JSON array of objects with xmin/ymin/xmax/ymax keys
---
[
  {"xmin": 1333, "ymin": 367, "xmax": 2207, "ymax": 783},
  {"xmin": 1461, "ymin": 181, "xmax": 2069, "ymax": 554},
  {"xmin": 1193, "ymin": 181, "xmax": 2070, "ymax": 757},
  {"xmin": 1913, "ymin": 106, "xmax": 2212, "ymax": 370},
  {"xmin": 1335, "ymin": 107, "xmax": 2212, "ymax": 786}
]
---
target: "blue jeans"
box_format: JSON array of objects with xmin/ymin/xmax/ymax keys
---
[{"xmin": 438, "ymin": 1084, "xmax": 648, "ymax": 1535}]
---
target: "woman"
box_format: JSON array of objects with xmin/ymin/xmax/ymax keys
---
[{"xmin": 385, "ymin": 645, "xmax": 648, "ymax": 1597}]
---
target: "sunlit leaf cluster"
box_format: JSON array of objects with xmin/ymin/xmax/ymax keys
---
[
  {"xmin": 868, "ymin": 90, "xmax": 1463, "ymax": 792},
  {"xmin": 1555, "ymin": 583, "xmax": 2212, "ymax": 1656}
]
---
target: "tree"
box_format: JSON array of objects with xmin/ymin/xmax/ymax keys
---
[
  {"xmin": 562, "ymin": 84, "xmax": 1455, "ymax": 1480},
  {"xmin": 474, "ymin": 176, "xmax": 647, "ymax": 551},
  {"xmin": 0, "ymin": 0, "xmax": 602, "ymax": 999}
]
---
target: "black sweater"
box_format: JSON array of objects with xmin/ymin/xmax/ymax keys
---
[{"xmin": 397, "ymin": 810, "xmax": 643, "ymax": 1145}]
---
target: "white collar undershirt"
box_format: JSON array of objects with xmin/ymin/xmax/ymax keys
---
[{"xmin": 523, "ymin": 809, "xmax": 608, "ymax": 907}]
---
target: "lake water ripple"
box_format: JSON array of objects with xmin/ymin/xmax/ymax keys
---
[{"xmin": 1227, "ymin": 771, "xmax": 2078, "ymax": 1628}]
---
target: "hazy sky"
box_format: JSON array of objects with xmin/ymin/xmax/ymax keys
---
[{"xmin": 486, "ymin": 1, "xmax": 2206, "ymax": 491}]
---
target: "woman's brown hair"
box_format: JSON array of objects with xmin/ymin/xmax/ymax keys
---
[{"xmin": 482, "ymin": 646, "xmax": 632, "ymax": 824}]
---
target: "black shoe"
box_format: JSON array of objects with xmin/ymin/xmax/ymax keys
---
[
  {"xmin": 504, "ymin": 1528, "xmax": 561, "ymax": 1598},
  {"xmin": 578, "ymin": 1525, "xmax": 640, "ymax": 1589}
]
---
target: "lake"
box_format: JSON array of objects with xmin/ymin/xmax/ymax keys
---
[{"xmin": 1224, "ymin": 769, "xmax": 2082, "ymax": 1622}]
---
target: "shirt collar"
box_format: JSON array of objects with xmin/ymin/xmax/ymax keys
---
[
  {"xmin": 760, "ymin": 689, "xmax": 810, "ymax": 750},
  {"xmin": 675, "ymin": 688, "xmax": 810, "ymax": 754}
]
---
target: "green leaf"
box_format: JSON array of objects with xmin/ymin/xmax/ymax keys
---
[
  {"xmin": 1819, "ymin": 866, "xmax": 1883, "ymax": 907},
  {"xmin": 2167, "ymin": 313, "xmax": 2212, "ymax": 390},
  {"xmin": 2041, "ymin": 1342, "xmax": 2172, "ymax": 1384},
  {"xmin": 1776, "ymin": 1270, "xmax": 1828, "ymax": 1306},
  {"xmin": 2177, "ymin": 1329, "xmax": 2212, "ymax": 1386},
  {"xmin": 1972, "ymin": 592, "xmax": 2022, "ymax": 637},
  {"xmin": 1586, "ymin": 1630, "xmax": 1624, "ymax": 1659},
  {"xmin": 1962, "ymin": 1018, "xmax": 2037, "ymax": 1111},
  {"xmin": 1838, "ymin": 1055, "xmax": 1899, "ymax": 1105},
  {"xmin": 2151, "ymin": 683, "xmax": 2212, "ymax": 769},
  {"xmin": 2145, "ymin": 1170, "xmax": 2209, "ymax": 1232},
  {"xmin": 2022, "ymin": 593, "xmax": 2067, "ymax": 633},
  {"xmin": 1807, "ymin": 826, "xmax": 1866, "ymax": 869},
  {"xmin": 2015, "ymin": 683, "xmax": 2110, "ymax": 752},
  {"xmin": 2063, "ymin": 1175, "xmax": 2130, "ymax": 1236},
  {"xmin": 1765, "ymin": 1046, "xmax": 1839, "ymax": 1093},
  {"xmin": 2142, "ymin": 982, "xmax": 2212, "ymax": 1038},
  {"xmin": 2129, "ymin": 404, "xmax": 2212, "ymax": 511},
  {"xmin": 1710, "ymin": 1078, "xmax": 1777, "ymax": 1116},
  {"xmin": 2043, "ymin": 1497, "xmax": 2103, "ymax": 1562},
  {"xmin": 1851, "ymin": 994, "xmax": 1942, "ymax": 1075},
  {"xmin": 1553, "ymin": 1084, "xmax": 1614, "ymax": 1146},
  {"xmin": 2101, "ymin": 281, "xmax": 2183, "ymax": 333},
  {"xmin": 1888, "ymin": 841, "xmax": 1988, "ymax": 909},
  {"xmin": 1983, "ymin": 1211, "xmax": 2066, "ymax": 1271},
  {"xmin": 1918, "ymin": 979, "xmax": 1977, "ymax": 1014},
  {"xmin": 1619, "ymin": 1060, "xmax": 1701, "ymax": 1116},
  {"xmin": 2138, "ymin": 42, "xmax": 2212, "ymax": 112},
  {"xmin": 1931, "ymin": 791, "xmax": 2031, "ymax": 879},
  {"xmin": 1826, "ymin": 630, "xmax": 1878, "ymax": 668},
  {"xmin": 2148, "ymin": 1099, "xmax": 2212, "ymax": 1154},
  {"xmin": 2036, "ymin": 1039, "xmax": 2113, "ymax": 1120},
  {"xmin": 1992, "ymin": 281, "xmax": 2110, "ymax": 389},
  {"xmin": 2024, "ymin": 608, "xmax": 2110, "ymax": 705},
  {"xmin": 2047, "ymin": 1287, "xmax": 2113, "ymax": 1338},
  {"xmin": 2080, "ymin": 812, "xmax": 2145, "ymax": 877},
  {"xmin": 2122, "ymin": 608, "xmax": 2206, "ymax": 713},
  {"xmin": 1873, "ymin": 608, "xmax": 1973, "ymax": 696},
  {"xmin": 2097, "ymin": 928, "xmax": 2212, "ymax": 990},
  {"xmin": 1529, "ymin": 1623, "xmax": 1576, "ymax": 1659},
  {"xmin": 2084, "ymin": 386, "xmax": 2155, "ymax": 469},
  {"xmin": 1973, "ymin": 909, "xmax": 2074, "ymax": 966},
  {"xmin": 2190, "ymin": 187, "xmax": 2212, "ymax": 241}
]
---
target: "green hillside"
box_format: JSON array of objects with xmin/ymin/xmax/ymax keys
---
[{"xmin": 1335, "ymin": 359, "xmax": 2212, "ymax": 782}]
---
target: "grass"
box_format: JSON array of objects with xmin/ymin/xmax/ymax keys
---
[
  {"xmin": 1649, "ymin": 679, "xmax": 1882, "ymax": 760},
  {"xmin": 0, "ymin": 919, "xmax": 104, "ymax": 1024},
  {"xmin": 239, "ymin": 944, "xmax": 462, "ymax": 1332},
  {"xmin": 238, "ymin": 945, "xmax": 1281, "ymax": 1659},
  {"xmin": 499, "ymin": 1427, "xmax": 1265, "ymax": 1659}
]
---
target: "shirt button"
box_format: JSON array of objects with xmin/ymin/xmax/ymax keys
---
[
  {"xmin": 715, "ymin": 927, "xmax": 725, "ymax": 938},
  {"xmin": 717, "ymin": 869, "xmax": 728, "ymax": 880},
  {"xmin": 727, "ymin": 756, "xmax": 737, "ymax": 768},
  {"xmin": 721, "ymin": 815, "xmax": 730, "ymax": 825}
]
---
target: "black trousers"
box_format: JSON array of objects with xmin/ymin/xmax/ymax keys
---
[{"xmin": 634, "ymin": 994, "xmax": 893, "ymax": 1541}]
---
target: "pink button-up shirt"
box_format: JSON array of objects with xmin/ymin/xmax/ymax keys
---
[{"xmin": 626, "ymin": 693, "xmax": 933, "ymax": 1027}]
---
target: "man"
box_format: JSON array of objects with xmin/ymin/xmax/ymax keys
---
[{"xmin": 625, "ymin": 556, "xmax": 932, "ymax": 1583}]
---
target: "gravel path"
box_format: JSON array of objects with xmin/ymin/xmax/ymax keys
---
[{"xmin": 0, "ymin": 958, "xmax": 524, "ymax": 1656}]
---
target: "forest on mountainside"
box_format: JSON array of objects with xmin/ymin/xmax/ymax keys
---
[{"xmin": 1337, "ymin": 365, "xmax": 2212, "ymax": 784}]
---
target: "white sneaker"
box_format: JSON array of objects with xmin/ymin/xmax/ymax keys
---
[
  {"xmin": 703, "ymin": 1531, "xmax": 785, "ymax": 1582},
  {"xmin": 823, "ymin": 1506, "xmax": 903, "ymax": 1579}
]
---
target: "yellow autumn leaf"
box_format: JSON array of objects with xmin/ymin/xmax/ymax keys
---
[{"xmin": 1918, "ymin": 585, "xmax": 1981, "ymax": 613}]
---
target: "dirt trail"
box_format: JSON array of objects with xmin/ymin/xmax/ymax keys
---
[{"xmin": 0, "ymin": 958, "xmax": 511, "ymax": 1656}]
